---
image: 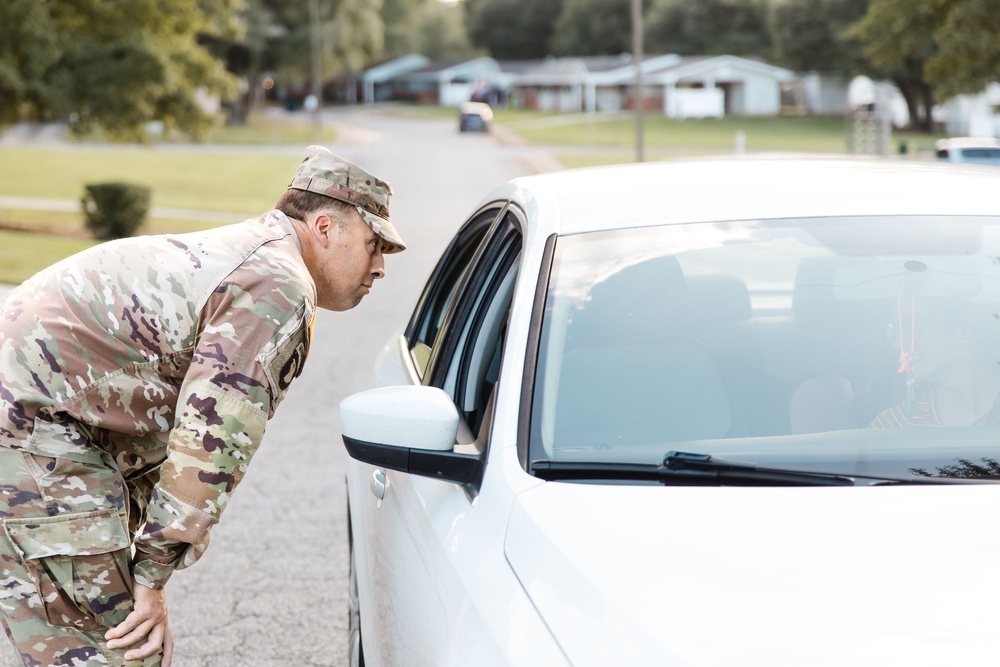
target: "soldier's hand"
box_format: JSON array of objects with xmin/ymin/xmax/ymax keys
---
[{"xmin": 106, "ymin": 582, "xmax": 174, "ymax": 666}]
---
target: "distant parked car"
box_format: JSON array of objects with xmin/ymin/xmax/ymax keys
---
[
  {"xmin": 936, "ymin": 137, "xmax": 1000, "ymax": 166},
  {"xmin": 458, "ymin": 102, "xmax": 493, "ymax": 133},
  {"xmin": 342, "ymin": 158, "xmax": 1000, "ymax": 667}
]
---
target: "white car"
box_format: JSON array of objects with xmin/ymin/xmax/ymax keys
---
[
  {"xmin": 341, "ymin": 158, "xmax": 1000, "ymax": 667},
  {"xmin": 936, "ymin": 137, "xmax": 1000, "ymax": 167}
]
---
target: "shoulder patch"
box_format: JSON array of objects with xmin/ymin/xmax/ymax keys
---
[{"xmin": 257, "ymin": 303, "xmax": 315, "ymax": 412}]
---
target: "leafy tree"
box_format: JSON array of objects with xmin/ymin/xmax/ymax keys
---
[
  {"xmin": 0, "ymin": 0, "xmax": 241, "ymax": 142},
  {"xmin": 551, "ymin": 0, "xmax": 634, "ymax": 57},
  {"xmin": 769, "ymin": 0, "xmax": 869, "ymax": 74},
  {"xmin": 644, "ymin": 0, "xmax": 772, "ymax": 58},
  {"xmin": 465, "ymin": 0, "xmax": 566, "ymax": 59},
  {"xmin": 847, "ymin": 0, "xmax": 939, "ymax": 131},
  {"xmin": 413, "ymin": 2, "xmax": 481, "ymax": 61},
  {"xmin": 850, "ymin": 0, "xmax": 1000, "ymax": 112},
  {"xmin": 382, "ymin": 0, "xmax": 426, "ymax": 58},
  {"xmin": 921, "ymin": 0, "xmax": 1000, "ymax": 100},
  {"xmin": 246, "ymin": 0, "xmax": 384, "ymax": 99}
]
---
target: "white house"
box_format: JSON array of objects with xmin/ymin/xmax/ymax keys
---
[
  {"xmin": 643, "ymin": 56, "xmax": 796, "ymax": 118},
  {"xmin": 509, "ymin": 55, "xmax": 683, "ymax": 112},
  {"xmin": 507, "ymin": 54, "xmax": 794, "ymax": 117},
  {"xmin": 940, "ymin": 83, "xmax": 1000, "ymax": 138}
]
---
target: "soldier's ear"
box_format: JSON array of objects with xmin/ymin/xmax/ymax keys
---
[{"xmin": 311, "ymin": 212, "xmax": 333, "ymax": 247}]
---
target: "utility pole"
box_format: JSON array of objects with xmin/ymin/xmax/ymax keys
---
[
  {"xmin": 309, "ymin": 0, "xmax": 323, "ymax": 142},
  {"xmin": 631, "ymin": 0, "xmax": 645, "ymax": 163}
]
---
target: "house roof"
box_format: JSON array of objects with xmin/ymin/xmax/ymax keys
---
[
  {"xmin": 644, "ymin": 55, "xmax": 796, "ymax": 83},
  {"xmin": 399, "ymin": 57, "xmax": 500, "ymax": 82},
  {"xmin": 362, "ymin": 54, "xmax": 431, "ymax": 83}
]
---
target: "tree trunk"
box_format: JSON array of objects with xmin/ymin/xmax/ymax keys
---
[{"xmin": 895, "ymin": 79, "xmax": 935, "ymax": 133}]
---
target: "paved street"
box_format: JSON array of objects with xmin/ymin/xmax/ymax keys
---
[{"xmin": 0, "ymin": 108, "xmax": 557, "ymax": 666}]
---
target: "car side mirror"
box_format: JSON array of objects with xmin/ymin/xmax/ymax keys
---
[{"xmin": 339, "ymin": 386, "xmax": 482, "ymax": 486}]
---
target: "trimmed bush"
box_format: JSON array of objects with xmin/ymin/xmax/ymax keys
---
[{"xmin": 81, "ymin": 182, "xmax": 151, "ymax": 240}]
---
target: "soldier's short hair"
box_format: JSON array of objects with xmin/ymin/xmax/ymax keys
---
[{"xmin": 275, "ymin": 189, "xmax": 357, "ymax": 228}]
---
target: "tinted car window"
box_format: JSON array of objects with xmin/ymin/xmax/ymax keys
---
[
  {"xmin": 529, "ymin": 216, "xmax": 1000, "ymax": 479},
  {"xmin": 435, "ymin": 211, "xmax": 522, "ymax": 440},
  {"xmin": 405, "ymin": 208, "xmax": 499, "ymax": 377}
]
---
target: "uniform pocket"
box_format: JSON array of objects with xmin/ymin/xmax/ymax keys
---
[{"xmin": 3, "ymin": 508, "xmax": 133, "ymax": 631}]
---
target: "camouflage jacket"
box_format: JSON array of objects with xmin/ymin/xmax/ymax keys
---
[{"xmin": 0, "ymin": 211, "xmax": 316, "ymax": 589}]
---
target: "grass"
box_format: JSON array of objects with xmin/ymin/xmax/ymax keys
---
[
  {"xmin": 73, "ymin": 110, "xmax": 336, "ymax": 146},
  {"xmin": 0, "ymin": 229, "xmax": 98, "ymax": 285},
  {"xmin": 507, "ymin": 113, "xmax": 943, "ymax": 155},
  {"xmin": 0, "ymin": 147, "xmax": 302, "ymax": 215},
  {"xmin": 0, "ymin": 208, "xmax": 227, "ymax": 236},
  {"xmin": 0, "ymin": 108, "xmax": 338, "ymax": 284},
  {"xmin": 0, "ymin": 208, "xmax": 231, "ymax": 284}
]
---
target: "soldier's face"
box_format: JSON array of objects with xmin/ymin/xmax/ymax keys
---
[{"xmin": 315, "ymin": 210, "xmax": 386, "ymax": 311}]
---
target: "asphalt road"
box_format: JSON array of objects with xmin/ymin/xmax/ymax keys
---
[{"xmin": 0, "ymin": 109, "xmax": 554, "ymax": 666}]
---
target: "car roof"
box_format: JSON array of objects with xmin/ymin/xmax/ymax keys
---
[
  {"xmin": 486, "ymin": 157, "xmax": 1000, "ymax": 236},
  {"xmin": 460, "ymin": 102, "xmax": 493, "ymax": 113}
]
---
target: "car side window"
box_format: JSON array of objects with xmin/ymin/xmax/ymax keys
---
[
  {"xmin": 434, "ymin": 211, "xmax": 522, "ymax": 441},
  {"xmin": 405, "ymin": 208, "xmax": 500, "ymax": 378}
]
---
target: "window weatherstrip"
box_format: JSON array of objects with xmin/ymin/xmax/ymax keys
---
[{"xmin": 518, "ymin": 233, "xmax": 557, "ymax": 472}]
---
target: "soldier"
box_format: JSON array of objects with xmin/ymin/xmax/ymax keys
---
[{"xmin": 0, "ymin": 146, "xmax": 405, "ymax": 666}]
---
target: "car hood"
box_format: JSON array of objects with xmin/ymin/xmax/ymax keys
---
[{"xmin": 504, "ymin": 482, "xmax": 1000, "ymax": 666}]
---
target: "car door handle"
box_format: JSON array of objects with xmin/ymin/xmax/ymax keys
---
[{"xmin": 370, "ymin": 468, "xmax": 388, "ymax": 506}]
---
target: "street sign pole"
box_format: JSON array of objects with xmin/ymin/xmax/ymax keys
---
[
  {"xmin": 309, "ymin": 0, "xmax": 323, "ymax": 142},
  {"xmin": 631, "ymin": 0, "xmax": 645, "ymax": 163}
]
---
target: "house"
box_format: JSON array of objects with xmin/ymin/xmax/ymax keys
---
[
  {"xmin": 940, "ymin": 83, "xmax": 1000, "ymax": 138},
  {"xmin": 509, "ymin": 54, "xmax": 682, "ymax": 112},
  {"xmin": 360, "ymin": 54, "xmax": 430, "ymax": 104},
  {"xmin": 506, "ymin": 54, "xmax": 794, "ymax": 117},
  {"xmin": 393, "ymin": 57, "xmax": 501, "ymax": 106},
  {"xmin": 643, "ymin": 56, "xmax": 796, "ymax": 118}
]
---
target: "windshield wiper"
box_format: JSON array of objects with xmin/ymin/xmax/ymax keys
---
[
  {"xmin": 533, "ymin": 451, "xmax": 998, "ymax": 486},
  {"xmin": 661, "ymin": 451, "xmax": 856, "ymax": 486},
  {"xmin": 669, "ymin": 452, "xmax": 1000, "ymax": 485},
  {"xmin": 532, "ymin": 452, "xmax": 854, "ymax": 486}
]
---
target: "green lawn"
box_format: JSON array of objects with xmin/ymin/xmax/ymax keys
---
[
  {"xmin": 0, "ymin": 147, "xmax": 301, "ymax": 215},
  {"xmin": 508, "ymin": 113, "xmax": 942, "ymax": 155},
  {"xmin": 74, "ymin": 111, "xmax": 336, "ymax": 146},
  {"xmin": 0, "ymin": 230, "xmax": 98, "ymax": 285},
  {"xmin": 0, "ymin": 109, "xmax": 336, "ymax": 285}
]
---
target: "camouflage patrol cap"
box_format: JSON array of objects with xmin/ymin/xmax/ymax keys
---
[{"xmin": 288, "ymin": 145, "xmax": 406, "ymax": 253}]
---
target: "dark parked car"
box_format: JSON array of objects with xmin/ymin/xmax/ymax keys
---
[{"xmin": 458, "ymin": 102, "xmax": 493, "ymax": 133}]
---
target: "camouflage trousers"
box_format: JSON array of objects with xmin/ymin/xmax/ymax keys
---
[{"xmin": 0, "ymin": 447, "xmax": 160, "ymax": 667}]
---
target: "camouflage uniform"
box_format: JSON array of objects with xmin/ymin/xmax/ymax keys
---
[
  {"xmin": 0, "ymin": 211, "xmax": 315, "ymax": 666},
  {"xmin": 0, "ymin": 146, "xmax": 403, "ymax": 667}
]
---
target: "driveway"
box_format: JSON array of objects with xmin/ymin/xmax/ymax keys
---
[{"xmin": 0, "ymin": 107, "xmax": 558, "ymax": 666}]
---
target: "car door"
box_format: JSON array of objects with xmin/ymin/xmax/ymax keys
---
[{"xmin": 357, "ymin": 205, "xmax": 523, "ymax": 666}]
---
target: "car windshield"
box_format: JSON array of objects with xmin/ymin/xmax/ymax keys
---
[{"xmin": 529, "ymin": 215, "xmax": 1000, "ymax": 481}]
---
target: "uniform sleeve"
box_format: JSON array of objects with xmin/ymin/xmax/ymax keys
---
[{"xmin": 132, "ymin": 275, "xmax": 313, "ymax": 589}]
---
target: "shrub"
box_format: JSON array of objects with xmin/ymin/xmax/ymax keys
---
[{"xmin": 81, "ymin": 182, "xmax": 151, "ymax": 240}]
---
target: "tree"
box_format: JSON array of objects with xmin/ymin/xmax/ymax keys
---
[
  {"xmin": 465, "ymin": 0, "xmax": 566, "ymax": 59},
  {"xmin": 0, "ymin": 0, "xmax": 241, "ymax": 142},
  {"xmin": 550, "ymin": 0, "xmax": 634, "ymax": 57},
  {"xmin": 921, "ymin": 0, "xmax": 1000, "ymax": 100},
  {"xmin": 769, "ymin": 0, "xmax": 869, "ymax": 75},
  {"xmin": 644, "ymin": 0, "xmax": 772, "ymax": 58},
  {"xmin": 848, "ymin": 0, "xmax": 1000, "ymax": 132},
  {"xmin": 847, "ymin": 0, "xmax": 940, "ymax": 131},
  {"xmin": 413, "ymin": 1, "xmax": 481, "ymax": 61}
]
